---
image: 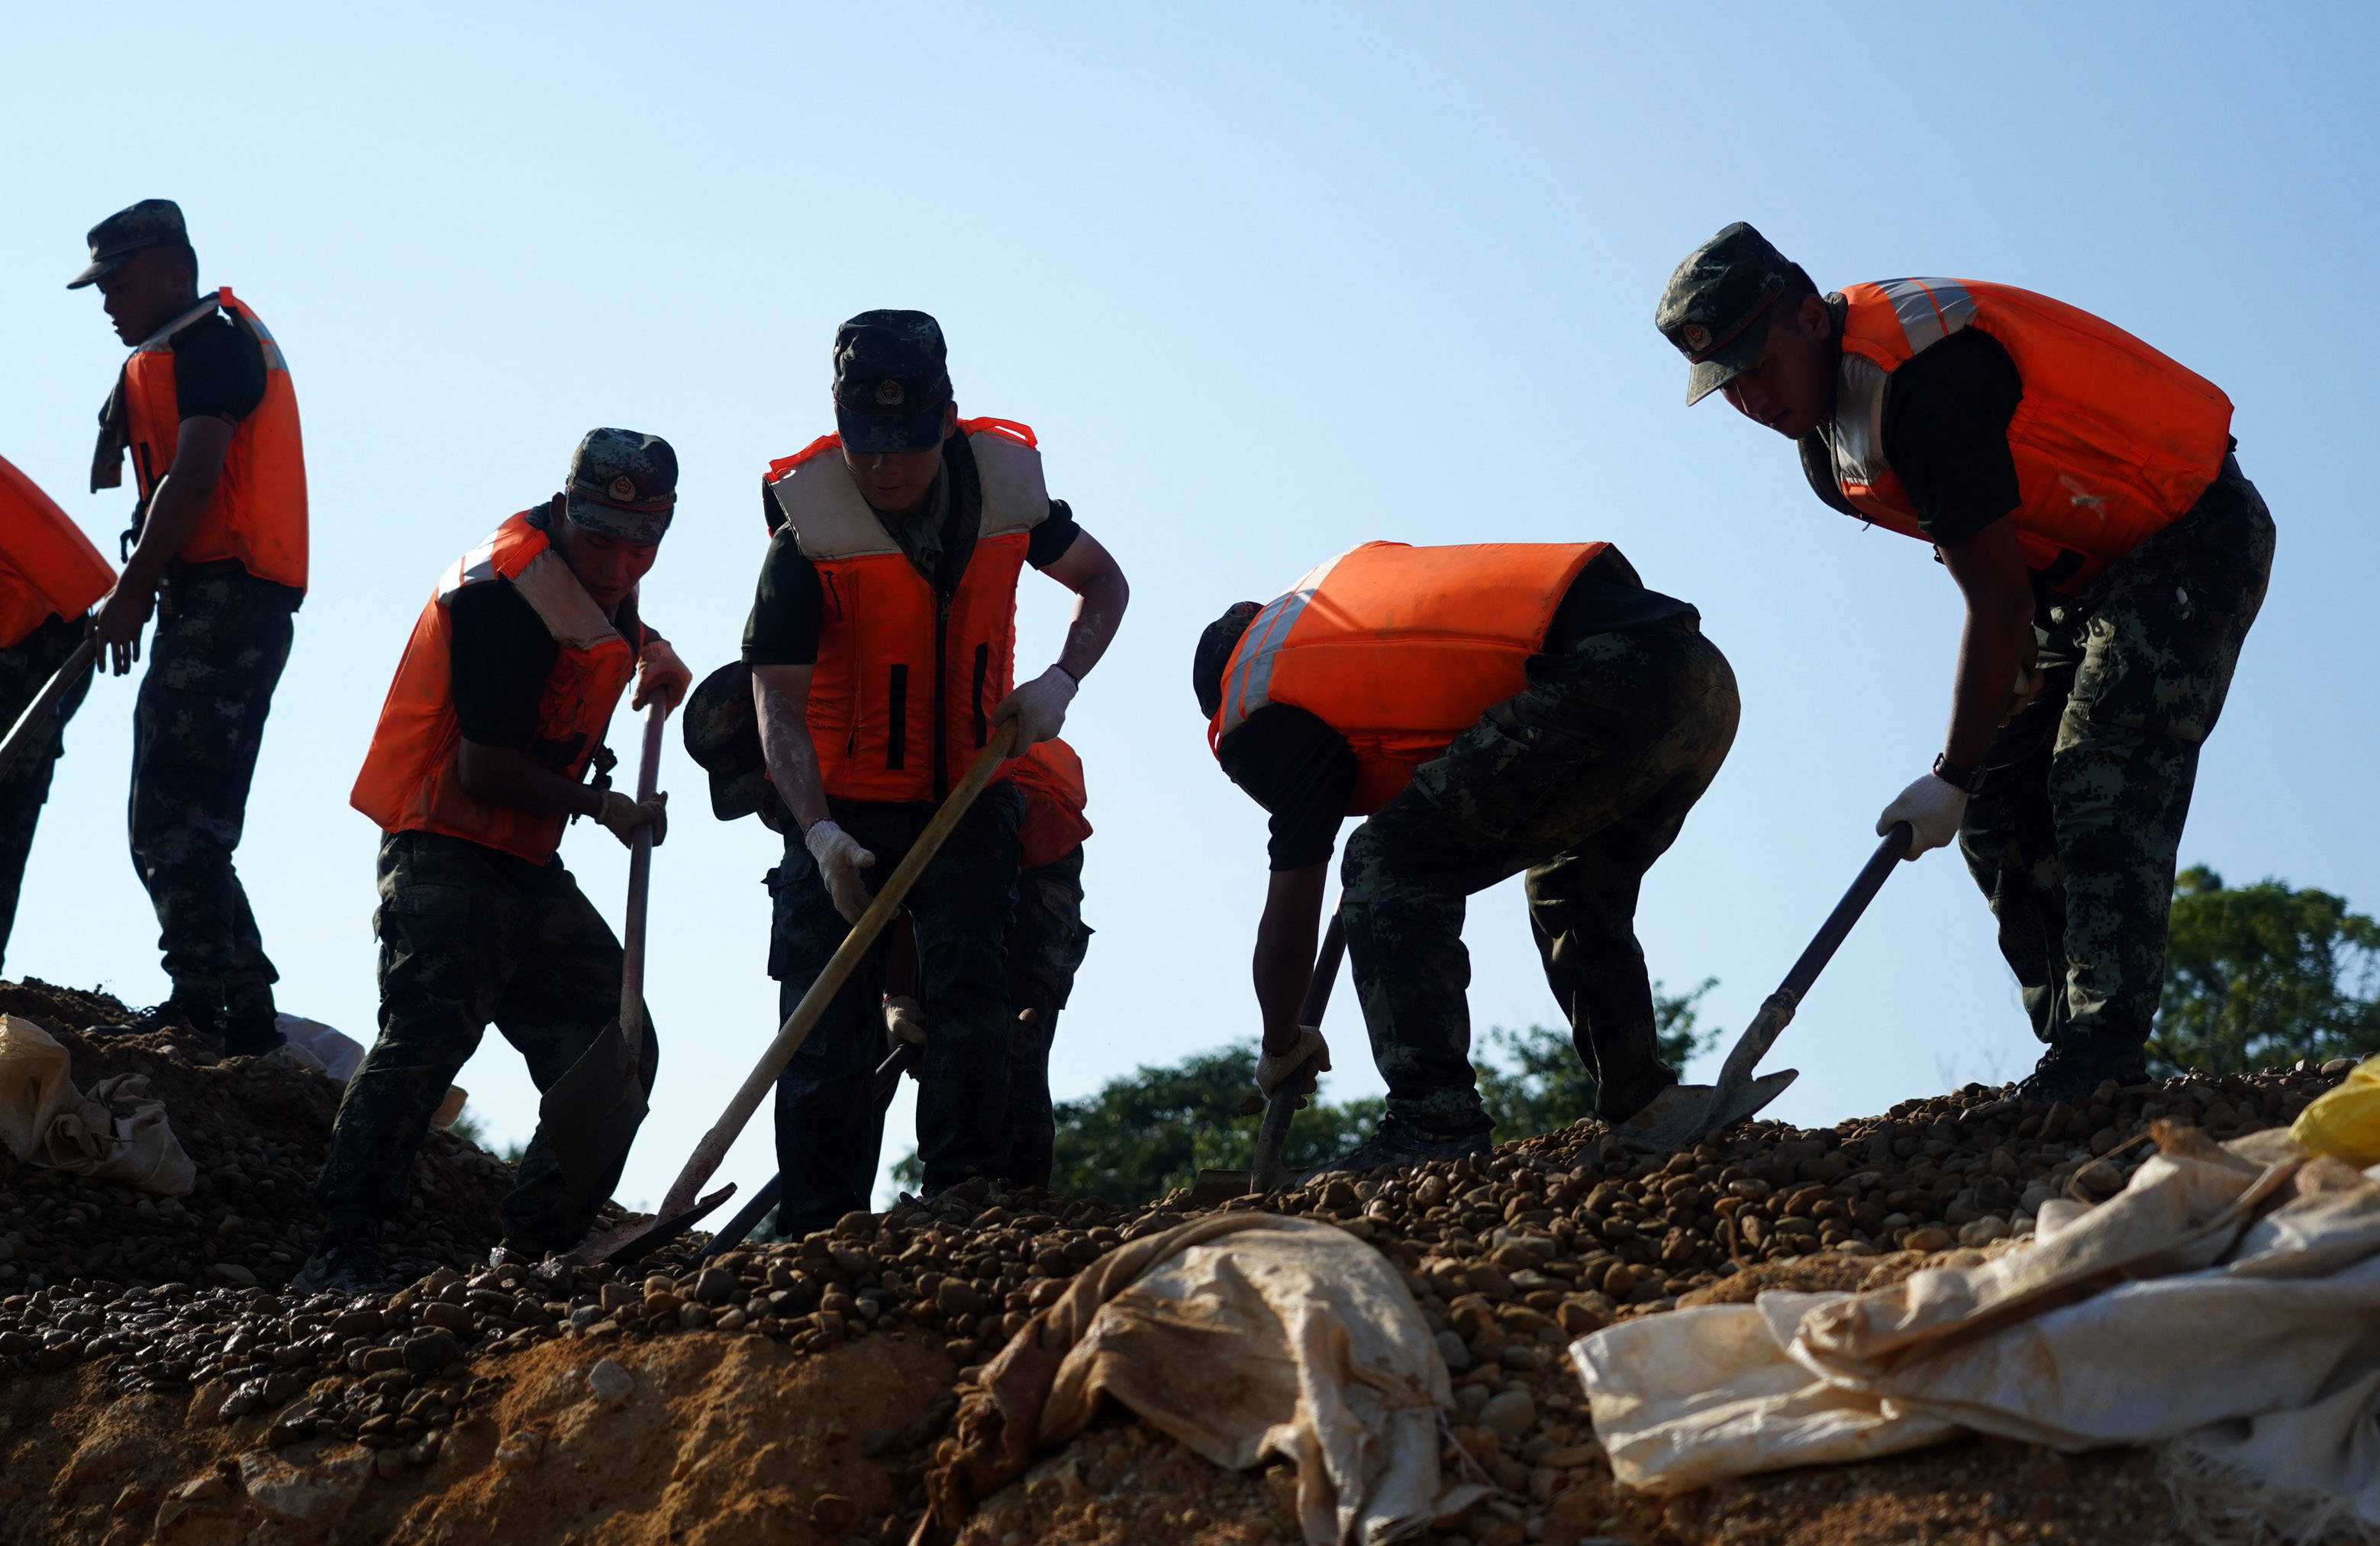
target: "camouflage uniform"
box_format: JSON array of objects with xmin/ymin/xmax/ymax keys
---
[
  {"xmin": 314, "ymin": 830, "xmax": 657, "ymax": 1250},
  {"xmin": 1000, "ymin": 845, "xmax": 1092, "ymax": 1189},
  {"xmin": 1959, "ymin": 456, "xmax": 2273, "ymax": 1062},
  {"xmin": 768, "ymin": 783, "xmax": 1024, "ymax": 1238},
  {"xmin": 129, "ymin": 558, "xmax": 298, "ymax": 1027},
  {"xmin": 1340, "ymin": 618, "xmax": 1739, "ymax": 1134},
  {"xmin": 0, "ymin": 616, "xmax": 95, "ymax": 972}
]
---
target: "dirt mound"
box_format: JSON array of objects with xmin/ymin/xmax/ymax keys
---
[{"xmin": 0, "ymin": 972, "xmax": 2355, "ymax": 1545}]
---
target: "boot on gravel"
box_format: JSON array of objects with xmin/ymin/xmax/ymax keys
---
[
  {"xmin": 2017, "ymin": 1039, "xmax": 2150, "ymax": 1106},
  {"xmin": 293, "ymin": 1215, "xmax": 394, "ymax": 1295},
  {"xmin": 1595, "ymin": 1063, "xmax": 1682, "ymax": 1125},
  {"xmin": 1320, "ymin": 1116, "xmax": 1492, "ymax": 1174},
  {"xmin": 220, "ymin": 1009, "xmax": 287, "ymax": 1057}
]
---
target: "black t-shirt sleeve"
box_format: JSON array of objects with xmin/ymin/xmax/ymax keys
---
[
  {"xmin": 169, "ymin": 312, "xmax": 268, "ymax": 424},
  {"xmin": 742, "ymin": 524, "xmax": 824, "ymax": 666},
  {"xmin": 1027, "ymin": 498, "xmax": 1081, "ymax": 570},
  {"xmin": 448, "ymin": 580, "xmax": 559, "ymax": 749},
  {"xmin": 1216, "ymin": 705, "xmax": 1358, "ymax": 871},
  {"xmin": 1880, "ymin": 328, "xmax": 2024, "ymax": 547}
]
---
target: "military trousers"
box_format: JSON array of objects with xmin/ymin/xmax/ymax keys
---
[
  {"xmin": 998, "ymin": 845, "xmax": 1092, "ymax": 1189},
  {"xmin": 129, "ymin": 559, "xmax": 297, "ymax": 1024},
  {"xmin": 767, "ymin": 783, "xmax": 1024, "ymax": 1238},
  {"xmin": 314, "ymin": 830, "xmax": 657, "ymax": 1251},
  {"xmin": 1959, "ymin": 455, "xmax": 2274, "ymax": 1056},
  {"xmin": 0, "ymin": 616, "xmax": 95, "ymax": 973},
  {"xmin": 1341, "ymin": 618, "xmax": 1740, "ymax": 1134}
]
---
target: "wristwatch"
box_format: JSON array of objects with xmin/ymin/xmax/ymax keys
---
[{"xmin": 1932, "ymin": 754, "xmax": 1982, "ymax": 794}]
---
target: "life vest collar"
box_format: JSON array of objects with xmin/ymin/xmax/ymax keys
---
[
  {"xmin": 128, "ymin": 291, "xmax": 225, "ymax": 354},
  {"xmin": 767, "ymin": 424, "xmax": 1048, "ymax": 560}
]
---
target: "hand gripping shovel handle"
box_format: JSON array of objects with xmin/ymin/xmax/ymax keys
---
[
  {"xmin": 1711, "ymin": 821, "xmax": 1913, "ymax": 1093},
  {"xmin": 0, "ymin": 637, "xmax": 96, "ymax": 782},
  {"xmin": 652, "ymin": 721, "xmax": 1021, "ymax": 1221},
  {"xmin": 1249, "ymin": 905, "xmax": 1346, "ymax": 1193}
]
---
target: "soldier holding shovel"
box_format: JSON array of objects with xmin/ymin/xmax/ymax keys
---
[{"xmin": 297, "ymin": 431, "xmax": 688, "ymax": 1293}]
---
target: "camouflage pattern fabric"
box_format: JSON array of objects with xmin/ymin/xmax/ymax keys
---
[
  {"xmin": 1341, "ymin": 619, "xmax": 1739, "ymax": 1134},
  {"xmin": 1959, "ymin": 457, "xmax": 2275, "ymax": 1060},
  {"xmin": 128, "ymin": 558, "xmax": 297, "ymax": 1025},
  {"xmin": 1000, "ymin": 845, "xmax": 1092, "ymax": 1189},
  {"xmin": 0, "ymin": 615, "xmax": 95, "ymax": 972},
  {"xmin": 767, "ymin": 783, "xmax": 1025, "ymax": 1238},
  {"xmin": 314, "ymin": 830, "xmax": 657, "ymax": 1251}
]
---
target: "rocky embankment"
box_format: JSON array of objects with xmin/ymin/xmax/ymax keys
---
[{"xmin": 0, "ymin": 976, "xmax": 2351, "ymax": 1545}]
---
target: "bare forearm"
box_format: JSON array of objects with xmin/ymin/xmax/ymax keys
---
[
  {"xmin": 1253, "ymin": 865, "xmax": 1327, "ymax": 1055},
  {"xmin": 122, "ymin": 479, "xmax": 213, "ymax": 594},
  {"xmin": 457, "ymin": 741, "xmax": 604, "ymax": 818},
  {"xmin": 1055, "ymin": 570, "xmax": 1127, "ymax": 683},
  {"xmin": 753, "ymin": 668, "xmax": 830, "ymax": 831},
  {"xmin": 1943, "ymin": 605, "xmax": 2032, "ymax": 764}
]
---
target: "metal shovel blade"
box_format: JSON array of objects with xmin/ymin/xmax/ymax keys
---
[
  {"xmin": 539, "ymin": 1015, "xmax": 650, "ymax": 1193},
  {"xmin": 568, "ymin": 1183, "xmax": 737, "ymax": 1267},
  {"xmin": 1608, "ymin": 1067, "xmax": 1800, "ymax": 1152}
]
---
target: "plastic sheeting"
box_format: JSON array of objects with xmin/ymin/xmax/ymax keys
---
[
  {"xmin": 917, "ymin": 1212, "xmax": 1485, "ymax": 1546},
  {"xmin": 0, "ymin": 1013, "xmax": 193, "ymax": 1195},
  {"xmin": 1574, "ymin": 1125, "xmax": 2380, "ymax": 1541}
]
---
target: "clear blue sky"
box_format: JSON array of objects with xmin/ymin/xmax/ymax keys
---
[{"xmin": 4, "ymin": 4, "xmax": 2374, "ymax": 1214}]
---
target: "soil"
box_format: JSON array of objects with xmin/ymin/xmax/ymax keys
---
[{"xmin": 0, "ymin": 975, "xmax": 2349, "ymax": 1545}]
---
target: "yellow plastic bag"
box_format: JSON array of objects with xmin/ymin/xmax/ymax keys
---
[{"xmin": 2290, "ymin": 1055, "xmax": 2380, "ymax": 1167}]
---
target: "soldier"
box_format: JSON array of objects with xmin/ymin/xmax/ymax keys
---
[
  {"xmin": 73, "ymin": 199, "xmax": 308, "ymax": 1054},
  {"xmin": 0, "ymin": 457, "xmax": 113, "ymax": 971},
  {"xmin": 747, "ymin": 309, "xmax": 1127, "ymax": 1236},
  {"xmin": 296, "ymin": 431, "xmax": 688, "ymax": 1292},
  {"xmin": 994, "ymin": 739, "xmax": 1092, "ymax": 1188},
  {"xmin": 1656, "ymin": 223, "xmax": 2273, "ymax": 1101},
  {"xmin": 1196, "ymin": 540, "xmax": 1737, "ymax": 1168}
]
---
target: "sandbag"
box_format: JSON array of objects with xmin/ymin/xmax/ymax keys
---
[
  {"xmin": 0, "ymin": 1014, "xmax": 194, "ymax": 1195},
  {"xmin": 2292, "ymin": 1053, "xmax": 2380, "ymax": 1167}
]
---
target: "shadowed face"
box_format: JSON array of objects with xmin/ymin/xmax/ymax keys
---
[
  {"xmin": 1718, "ymin": 291, "xmax": 1837, "ymax": 441},
  {"xmin": 93, "ymin": 247, "xmax": 198, "ymax": 345},
  {"xmin": 552, "ymin": 513, "xmax": 660, "ymax": 612},
  {"xmin": 842, "ymin": 402, "xmax": 959, "ymax": 515}
]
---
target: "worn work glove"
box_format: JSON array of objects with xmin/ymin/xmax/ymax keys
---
[
  {"xmin": 1255, "ymin": 1025, "xmax": 1332, "ymax": 1109},
  {"xmin": 632, "ymin": 638, "xmax": 693, "ymax": 712},
  {"xmin": 1878, "ymin": 773, "xmax": 1968, "ymax": 860},
  {"xmin": 883, "ymin": 995, "xmax": 927, "ymax": 1080},
  {"xmin": 596, "ymin": 789, "xmax": 668, "ymax": 848},
  {"xmin": 992, "ymin": 665, "xmax": 1078, "ymax": 749},
  {"xmin": 805, "ymin": 818, "xmax": 876, "ymax": 924}
]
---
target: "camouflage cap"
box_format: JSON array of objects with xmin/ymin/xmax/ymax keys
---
[
  {"xmin": 832, "ymin": 310, "xmax": 953, "ymax": 454},
  {"xmin": 68, "ymin": 198, "xmax": 189, "ymax": 289},
  {"xmin": 564, "ymin": 428, "xmax": 676, "ymax": 543},
  {"xmin": 682, "ymin": 661, "xmax": 788, "ymax": 831},
  {"xmin": 1656, "ymin": 221, "xmax": 1811, "ymax": 405}
]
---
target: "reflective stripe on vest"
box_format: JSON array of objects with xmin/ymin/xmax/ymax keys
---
[
  {"xmin": 0, "ymin": 453, "xmax": 114, "ymax": 650},
  {"xmin": 1211, "ymin": 541, "xmax": 1605, "ymax": 815},
  {"xmin": 764, "ymin": 421, "xmax": 1046, "ymax": 803},
  {"xmin": 1827, "ymin": 277, "xmax": 2233, "ymax": 594},
  {"xmin": 120, "ymin": 288, "xmax": 309, "ymax": 592},
  {"xmin": 350, "ymin": 513, "xmax": 635, "ymax": 864}
]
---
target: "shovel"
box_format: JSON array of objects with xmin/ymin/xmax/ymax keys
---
[
  {"xmin": 575, "ymin": 721, "xmax": 1021, "ymax": 1266},
  {"xmin": 1609, "ymin": 821, "xmax": 1913, "ymax": 1154},
  {"xmin": 542, "ymin": 702, "xmax": 667, "ymax": 1209},
  {"xmin": 696, "ymin": 1038, "xmax": 918, "ymax": 1262},
  {"xmin": 1188, "ymin": 905, "xmax": 1346, "ymax": 1206},
  {"xmin": 0, "ymin": 637, "xmax": 97, "ymax": 782}
]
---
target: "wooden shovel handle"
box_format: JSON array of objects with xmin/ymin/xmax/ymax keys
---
[
  {"xmin": 618, "ymin": 701, "xmax": 669, "ymax": 1071},
  {"xmin": 0, "ymin": 637, "xmax": 96, "ymax": 782},
  {"xmin": 653, "ymin": 722, "xmax": 1020, "ymax": 1218}
]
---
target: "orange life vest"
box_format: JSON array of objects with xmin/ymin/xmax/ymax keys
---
[
  {"xmin": 1211, "ymin": 541, "xmax": 1604, "ymax": 815},
  {"xmin": 350, "ymin": 512, "xmax": 637, "ymax": 865},
  {"xmin": 1825, "ymin": 278, "xmax": 2233, "ymax": 593},
  {"xmin": 0, "ymin": 454, "xmax": 114, "ymax": 650},
  {"xmin": 763, "ymin": 419, "xmax": 1046, "ymax": 804},
  {"xmin": 1011, "ymin": 737, "xmax": 1091, "ymax": 870},
  {"xmin": 116, "ymin": 288, "xmax": 308, "ymax": 592}
]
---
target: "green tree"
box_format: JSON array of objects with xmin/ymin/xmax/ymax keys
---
[
  {"xmin": 1474, "ymin": 977, "xmax": 1721, "ymax": 1141},
  {"xmin": 2150, "ymin": 867, "xmax": 2380, "ymax": 1076}
]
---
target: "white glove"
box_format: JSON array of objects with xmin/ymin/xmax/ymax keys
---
[
  {"xmin": 1255, "ymin": 1025, "xmax": 1331, "ymax": 1109},
  {"xmin": 596, "ymin": 789, "xmax": 668, "ymax": 848},
  {"xmin": 992, "ymin": 665, "xmax": 1078, "ymax": 749},
  {"xmin": 804, "ymin": 819, "xmax": 876, "ymax": 923},
  {"xmin": 1878, "ymin": 772, "xmax": 1969, "ymax": 860}
]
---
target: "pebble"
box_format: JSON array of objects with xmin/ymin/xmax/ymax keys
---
[
  {"xmin": 1479, "ymin": 1389, "xmax": 1537, "ymax": 1440},
  {"xmin": 587, "ymin": 1358, "xmax": 633, "ymax": 1409}
]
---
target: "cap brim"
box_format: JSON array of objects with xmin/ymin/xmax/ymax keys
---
[
  {"xmin": 836, "ymin": 405, "xmax": 949, "ymax": 455},
  {"xmin": 1681, "ymin": 309, "xmax": 1774, "ymax": 405},
  {"xmin": 563, "ymin": 494, "xmax": 671, "ymax": 542},
  {"xmin": 65, "ymin": 254, "xmax": 126, "ymax": 290}
]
